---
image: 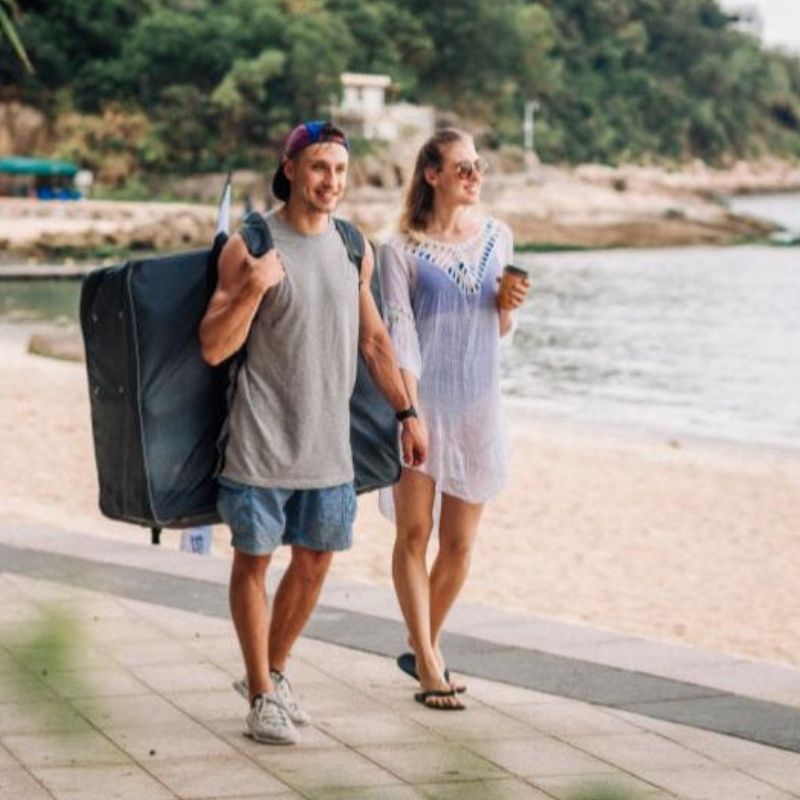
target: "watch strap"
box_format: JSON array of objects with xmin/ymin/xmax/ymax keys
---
[{"xmin": 395, "ymin": 405, "xmax": 418, "ymax": 422}]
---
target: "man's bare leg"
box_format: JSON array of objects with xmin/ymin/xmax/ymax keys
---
[
  {"xmin": 269, "ymin": 545, "xmax": 334, "ymax": 673},
  {"xmin": 230, "ymin": 550, "xmax": 273, "ymax": 702}
]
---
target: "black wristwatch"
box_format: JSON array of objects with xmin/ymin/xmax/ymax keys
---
[{"xmin": 395, "ymin": 405, "xmax": 418, "ymax": 422}]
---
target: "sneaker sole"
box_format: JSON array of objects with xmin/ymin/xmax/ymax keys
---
[{"xmin": 245, "ymin": 730, "xmax": 298, "ymax": 745}]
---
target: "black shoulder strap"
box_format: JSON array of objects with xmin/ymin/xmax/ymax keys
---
[{"xmin": 333, "ymin": 217, "xmax": 364, "ymax": 274}]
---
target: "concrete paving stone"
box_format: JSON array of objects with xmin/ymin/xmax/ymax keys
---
[
  {"xmin": 416, "ymin": 777, "xmax": 552, "ymax": 799},
  {"xmin": 621, "ymin": 695, "xmax": 800, "ymax": 751},
  {"xmin": 210, "ymin": 717, "xmax": 342, "ymax": 753},
  {"xmin": 106, "ymin": 639, "xmax": 206, "ymax": 667},
  {"xmin": 354, "ymin": 682, "xmax": 425, "ymax": 712},
  {"xmin": 674, "ymin": 661, "xmax": 800, "ymax": 701},
  {"xmin": 629, "ymin": 719, "xmax": 800, "ymax": 772},
  {"xmin": 496, "ymin": 700, "xmax": 647, "ymax": 738},
  {"xmin": 642, "ymin": 766, "xmax": 796, "ymax": 800},
  {"xmin": 83, "ymin": 617, "xmax": 174, "ymax": 645},
  {"xmin": 103, "ymin": 720, "xmax": 237, "ymax": 761},
  {"xmin": 69, "ymin": 693, "xmax": 194, "ymax": 730},
  {"xmin": 404, "ymin": 705, "xmax": 542, "ymax": 742},
  {"xmin": 223, "ymin": 795, "xmax": 306, "ymax": 800},
  {"xmin": 304, "ymin": 784, "xmax": 424, "ymax": 800},
  {"xmin": 285, "ymin": 679, "xmax": 386, "ymax": 716},
  {"xmin": 32, "ymin": 763, "xmax": 177, "ymax": 800},
  {"xmin": 40, "ymin": 668, "xmax": 150, "ymax": 699},
  {"xmin": 132, "ymin": 661, "xmax": 232, "ymax": 694},
  {"xmin": 165, "ymin": 689, "xmax": 244, "ymax": 723},
  {"xmin": 531, "ymin": 772, "xmax": 668, "ymax": 799},
  {"xmin": 537, "ymin": 637, "xmax": 740, "ymax": 678},
  {"xmin": 0, "ymin": 670, "xmax": 48, "ymax": 696},
  {"xmin": 0, "ymin": 743, "xmax": 15, "ymax": 768},
  {"xmin": 739, "ymin": 764, "xmax": 800, "ymax": 795},
  {"xmin": 762, "ymin": 692, "xmax": 800, "ymax": 709},
  {"xmin": 464, "ymin": 736, "xmax": 619, "ymax": 778},
  {"xmin": 253, "ymin": 747, "xmax": 401, "ymax": 791},
  {"xmin": 0, "ymin": 574, "xmax": 28, "ymax": 601},
  {"xmin": 128, "ymin": 606, "xmax": 233, "ymax": 640},
  {"xmin": 185, "ymin": 635, "xmax": 241, "ymax": 664},
  {"xmin": 462, "ymin": 676, "xmax": 567, "ymax": 706},
  {"xmin": 0, "ymin": 699, "xmax": 91, "ymax": 736},
  {"xmin": 4, "ymin": 574, "xmax": 98, "ymax": 602},
  {"xmin": 0, "ymin": 651, "xmax": 16, "ymax": 675},
  {"xmin": 575, "ymin": 732, "xmax": 717, "ymax": 772},
  {"xmin": 301, "ymin": 648, "xmax": 399, "ymax": 688},
  {"xmin": 0, "ymin": 766, "xmax": 53, "ymax": 799},
  {"xmin": 58, "ymin": 598, "xmax": 132, "ymax": 621},
  {"xmin": 454, "ymin": 648, "xmax": 718, "ymax": 707},
  {"xmin": 279, "ymin": 656, "xmax": 340, "ymax": 685},
  {"xmin": 315, "ymin": 710, "xmax": 439, "ymax": 747},
  {"xmin": 0, "ymin": 601, "xmax": 44, "ymax": 623},
  {"xmin": 319, "ymin": 579, "xmax": 404, "ymax": 622},
  {"xmin": 145, "ymin": 754, "xmax": 290, "ymax": 798},
  {"xmin": 357, "ymin": 742, "xmax": 506, "ymax": 784},
  {"xmin": 2, "ymin": 729, "xmax": 130, "ymax": 768}
]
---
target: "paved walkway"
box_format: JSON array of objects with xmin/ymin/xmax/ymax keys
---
[{"xmin": 2, "ymin": 522, "xmax": 800, "ymax": 799}]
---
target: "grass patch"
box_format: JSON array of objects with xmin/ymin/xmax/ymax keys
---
[{"xmin": 516, "ymin": 241, "xmax": 594, "ymax": 253}]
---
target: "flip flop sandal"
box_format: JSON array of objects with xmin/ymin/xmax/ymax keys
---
[
  {"xmin": 414, "ymin": 689, "xmax": 465, "ymax": 710},
  {"xmin": 397, "ymin": 652, "xmax": 467, "ymax": 693}
]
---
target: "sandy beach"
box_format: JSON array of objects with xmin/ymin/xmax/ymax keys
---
[{"xmin": 2, "ymin": 321, "xmax": 800, "ymax": 669}]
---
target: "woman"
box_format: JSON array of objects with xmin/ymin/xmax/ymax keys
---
[{"xmin": 379, "ymin": 129, "xmax": 530, "ymax": 710}]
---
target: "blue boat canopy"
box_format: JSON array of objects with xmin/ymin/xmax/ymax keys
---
[{"xmin": 0, "ymin": 156, "xmax": 80, "ymax": 177}]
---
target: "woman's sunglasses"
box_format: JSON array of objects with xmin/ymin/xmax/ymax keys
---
[{"xmin": 452, "ymin": 158, "xmax": 489, "ymax": 180}]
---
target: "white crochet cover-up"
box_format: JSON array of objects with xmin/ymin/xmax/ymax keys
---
[{"xmin": 378, "ymin": 217, "xmax": 515, "ymax": 519}]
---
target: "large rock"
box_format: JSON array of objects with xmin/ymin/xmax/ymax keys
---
[
  {"xmin": 28, "ymin": 330, "xmax": 84, "ymax": 363},
  {"xmin": 0, "ymin": 102, "xmax": 51, "ymax": 154}
]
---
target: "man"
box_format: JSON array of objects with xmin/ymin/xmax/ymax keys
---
[{"xmin": 199, "ymin": 121, "xmax": 427, "ymax": 745}]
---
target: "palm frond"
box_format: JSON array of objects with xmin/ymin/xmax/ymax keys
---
[{"xmin": 0, "ymin": 3, "xmax": 34, "ymax": 74}]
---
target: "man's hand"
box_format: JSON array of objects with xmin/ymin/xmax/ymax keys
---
[
  {"xmin": 401, "ymin": 416, "xmax": 428, "ymax": 467},
  {"xmin": 246, "ymin": 248, "xmax": 285, "ymax": 296}
]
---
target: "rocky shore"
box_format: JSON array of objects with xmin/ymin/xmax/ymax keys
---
[{"xmin": 1, "ymin": 159, "xmax": 798, "ymax": 258}]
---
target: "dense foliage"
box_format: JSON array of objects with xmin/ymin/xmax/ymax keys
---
[{"xmin": 2, "ymin": 0, "xmax": 799, "ymax": 176}]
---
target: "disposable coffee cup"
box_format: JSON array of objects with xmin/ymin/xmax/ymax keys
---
[{"xmin": 498, "ymin": 264, "xmax": 529, "ymax": 309}]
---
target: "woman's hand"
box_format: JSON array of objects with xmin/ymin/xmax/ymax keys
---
[{"xmin": 497, "ymin": 276, "xmax": 531, "ymax": 311}]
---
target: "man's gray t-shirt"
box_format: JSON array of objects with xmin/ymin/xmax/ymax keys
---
[{"xmin": 221, "ymin": 211, "xmax": 360, "ymax": 488}]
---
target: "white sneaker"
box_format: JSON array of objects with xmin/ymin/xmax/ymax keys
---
[
  {"xmin": 232, "ymin": 671, "xmax": 311, "ymax": 726},
  {"xmin": 271, "ymin": 670, "xmax": 312, "ymax": 726},
  {"xmin": 246, "ymin": 693, "xmax": 298, "ymax": 745}
]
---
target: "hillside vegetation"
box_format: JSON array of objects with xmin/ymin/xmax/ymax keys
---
[{"xmin": 2, "ymin": 0, "xmax": 800, "ymax": 185}]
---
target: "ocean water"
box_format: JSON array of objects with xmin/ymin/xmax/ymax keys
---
[
  {"xmin": 728, "ymin": 192, "xmax": 800, "ymax": 235},
  {"xmin": 506, "ymin": 242, "xmax": 800, "ymax": 451},
  {"xmin": 2, "ymin": 195, "xmax": 799, "ymax": 451}
]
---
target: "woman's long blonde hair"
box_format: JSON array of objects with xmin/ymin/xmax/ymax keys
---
[{"xmin": 399, "ymin": 128, "xmax": 470, "ymax": 237}]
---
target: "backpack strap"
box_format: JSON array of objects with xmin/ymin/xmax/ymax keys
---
[{"xmin": 333, "ymin": 217, "xmax": 365, "ymax": 274}]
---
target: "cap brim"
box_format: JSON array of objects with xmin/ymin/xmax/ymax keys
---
[{"xmin": 272, "ymin": 163, "xmax": 290, "ymax": 202}]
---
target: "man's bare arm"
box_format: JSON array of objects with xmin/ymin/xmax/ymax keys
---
[
  {"xmin": 357, "ymin": 241, "xmax": 427, "ymax": 466},
  {"xmin": 199, "ymin": 234, "xmax": 284, "ymax": 366}
]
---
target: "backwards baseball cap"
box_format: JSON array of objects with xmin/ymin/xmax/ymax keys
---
[{"xmin": 271, "ymin": 120, "xmax": 349, "ymax": 202}]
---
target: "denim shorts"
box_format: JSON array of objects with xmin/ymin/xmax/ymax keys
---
[{"xmin": 217, "ymin": 477, "xmax": 356, "ymax": 556}]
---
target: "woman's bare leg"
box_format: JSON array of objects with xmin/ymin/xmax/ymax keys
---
[
  {"xmin": 392, "ymin": 468, "xmax": 462, "ymax": 707},
  {"xmin": 429, "ymin": 493, "xmax": 484, "ymax": 689}
]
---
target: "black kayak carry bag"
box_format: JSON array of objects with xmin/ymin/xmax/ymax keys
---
[{"xmin": 80, "ymin": 192, "xmax": 400, "ymax": 530}]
